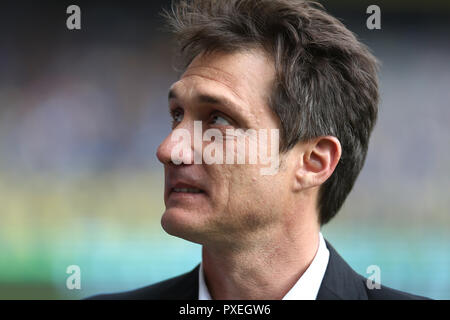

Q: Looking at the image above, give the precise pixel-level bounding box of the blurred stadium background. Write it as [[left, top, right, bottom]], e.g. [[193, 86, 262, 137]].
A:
[[0, 0, 449, 299]]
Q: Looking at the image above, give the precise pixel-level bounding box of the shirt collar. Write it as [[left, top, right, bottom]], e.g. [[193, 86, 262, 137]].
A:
[[198, 232, 329, 300]]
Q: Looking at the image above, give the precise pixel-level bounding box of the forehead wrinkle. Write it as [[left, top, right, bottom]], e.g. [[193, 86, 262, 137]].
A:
[[181, 66, 248, 103], [177, 73, 259, 126]]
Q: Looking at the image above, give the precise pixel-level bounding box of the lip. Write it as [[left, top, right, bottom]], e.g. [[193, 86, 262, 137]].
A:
[[166, 177, 208, 201], [168, 190, 206, 202]]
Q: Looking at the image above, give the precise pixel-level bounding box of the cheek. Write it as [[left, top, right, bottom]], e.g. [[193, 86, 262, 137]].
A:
[[223, 165, 263, 208], [225, 171, 286, 232], [230, 165, 289, 211], [204, 163, 252, 214], [204, 164, 232, 208], [205, 156, 289, 216]]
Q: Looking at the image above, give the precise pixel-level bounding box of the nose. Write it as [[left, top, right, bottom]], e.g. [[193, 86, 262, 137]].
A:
[[156, 124, 195, 165]]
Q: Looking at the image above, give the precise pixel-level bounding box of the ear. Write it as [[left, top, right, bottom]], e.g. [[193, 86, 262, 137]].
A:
[[294, 136, 342, 191]]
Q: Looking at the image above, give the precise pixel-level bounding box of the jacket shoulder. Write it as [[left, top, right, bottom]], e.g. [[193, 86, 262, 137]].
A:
[[360, 275, 430, 300], [85, 265, 199, 300], [319, 240, 430, 300]]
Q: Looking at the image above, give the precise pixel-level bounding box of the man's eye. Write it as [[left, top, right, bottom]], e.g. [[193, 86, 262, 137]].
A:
[[210, 114, 231, 126], [170, 109, 184, 125]]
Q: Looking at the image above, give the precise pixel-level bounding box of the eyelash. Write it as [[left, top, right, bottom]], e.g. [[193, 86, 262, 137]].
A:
[[170, 108, 183, 127], [209, 113, 232, 126]]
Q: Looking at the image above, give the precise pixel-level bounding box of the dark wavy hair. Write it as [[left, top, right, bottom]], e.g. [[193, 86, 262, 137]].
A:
[[163, 0, 379, 225]]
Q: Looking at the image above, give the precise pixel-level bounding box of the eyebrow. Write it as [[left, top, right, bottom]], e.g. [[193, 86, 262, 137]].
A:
[[169, 89, 228, 105], [168, 88, 249, 127], [168, 89, 177, 100]]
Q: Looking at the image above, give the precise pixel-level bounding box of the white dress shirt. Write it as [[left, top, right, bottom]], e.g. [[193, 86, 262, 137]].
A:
[[199, 232, 330, 300]]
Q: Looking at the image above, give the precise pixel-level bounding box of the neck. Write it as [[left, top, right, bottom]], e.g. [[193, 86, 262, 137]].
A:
[[201, 218, 320, 300]]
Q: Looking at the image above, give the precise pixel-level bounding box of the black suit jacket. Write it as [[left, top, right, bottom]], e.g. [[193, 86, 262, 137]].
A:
[[88, 240, 428, 300]]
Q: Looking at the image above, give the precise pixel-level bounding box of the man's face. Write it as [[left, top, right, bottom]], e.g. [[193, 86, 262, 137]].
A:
[[156, 49, 295, 247]]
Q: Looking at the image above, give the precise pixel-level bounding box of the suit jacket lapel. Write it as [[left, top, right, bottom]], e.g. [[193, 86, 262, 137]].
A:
[[316, 240, 368, 300]]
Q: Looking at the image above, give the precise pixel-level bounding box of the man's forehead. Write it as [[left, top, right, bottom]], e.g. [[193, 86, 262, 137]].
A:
[[181, 66, 237, 91], [175, 66, 244, 103], [176, 50, 275, 103]]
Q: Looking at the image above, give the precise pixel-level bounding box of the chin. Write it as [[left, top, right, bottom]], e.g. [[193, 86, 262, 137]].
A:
[[160, 207, 207, 244]]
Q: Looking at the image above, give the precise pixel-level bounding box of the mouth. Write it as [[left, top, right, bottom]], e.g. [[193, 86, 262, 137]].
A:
[[167, 181, 207, 200], [172, 187, 204, 194]]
